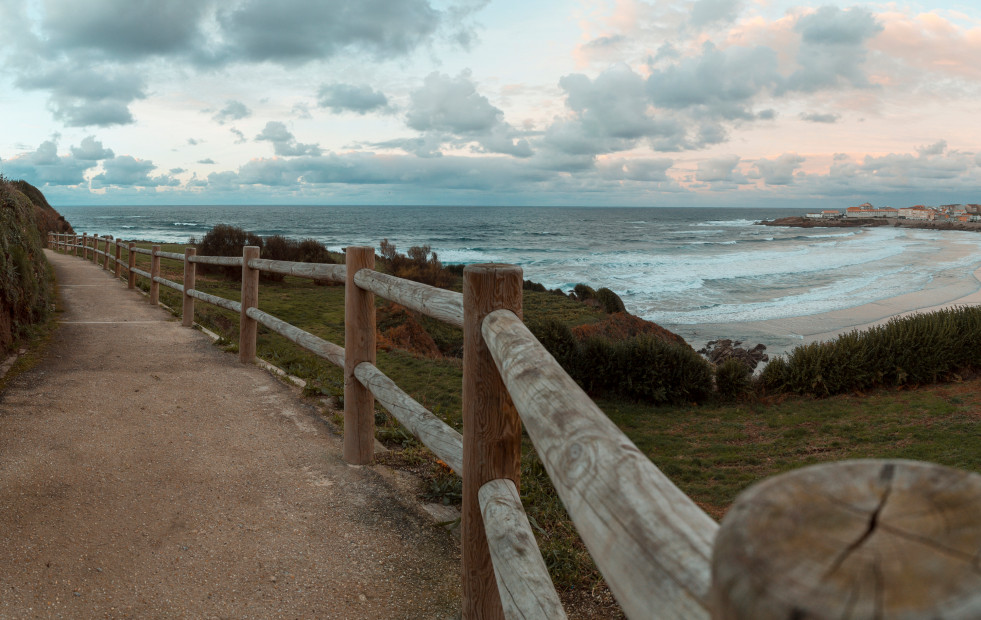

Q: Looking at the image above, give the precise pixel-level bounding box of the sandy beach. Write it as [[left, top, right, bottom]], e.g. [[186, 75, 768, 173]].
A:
[[669, 251, 981, 358]]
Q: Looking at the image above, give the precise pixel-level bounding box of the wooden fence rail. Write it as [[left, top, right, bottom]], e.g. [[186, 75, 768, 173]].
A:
[[46, 232, 981, 620]]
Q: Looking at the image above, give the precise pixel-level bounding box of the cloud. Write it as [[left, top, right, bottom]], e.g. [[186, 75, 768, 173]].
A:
[[318, 83, 391, 115], [255, 121, 322, 157], [170, 167, 185, 174], [696, 155, 743, 183], [70, 136, 115, 160], [212, 100, 252, 124], [41, 0, 211, 60], [917, 140, 947, 157], [800, 112, 840, 123], [15, 63, 147, 127], [597, 157, 674, 182], [197, 158, 216, 164], [690, 0, 742, 28], [785, 7, 884, 93], [91, 155, 178, 187], [230, 128, 247, 143], [213, 0, 440, 64], [0, 139, 96, 185], [753, 153, 805, 185], [407, 70, 501, 133]]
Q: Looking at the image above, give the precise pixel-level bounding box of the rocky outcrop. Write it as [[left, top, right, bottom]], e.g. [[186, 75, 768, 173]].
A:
[[699, 339, 768, 370]]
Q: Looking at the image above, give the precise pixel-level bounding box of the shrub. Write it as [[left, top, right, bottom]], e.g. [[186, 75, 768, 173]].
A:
[[378, 239, 452, 287], [716, 358, 752, 400], [756, 357, 788, 392], [196, 224, 263, 278], [527, 317, 579, 371], [595, 287, 626, 314], [571, 284, 596, 301]]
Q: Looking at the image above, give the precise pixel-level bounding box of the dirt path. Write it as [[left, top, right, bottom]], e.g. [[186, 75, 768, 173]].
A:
[[0, 250, 461, 619]]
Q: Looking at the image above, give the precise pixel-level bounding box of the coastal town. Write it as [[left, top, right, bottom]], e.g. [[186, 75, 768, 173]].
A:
[[805, 202, 981, 222], [762, 202, 981, 230]]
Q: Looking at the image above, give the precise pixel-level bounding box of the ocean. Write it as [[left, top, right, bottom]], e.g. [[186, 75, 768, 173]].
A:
[[58, 205, 981, 352]]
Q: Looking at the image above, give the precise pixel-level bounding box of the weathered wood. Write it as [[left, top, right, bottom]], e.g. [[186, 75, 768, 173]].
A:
[[103, 237, 112, 270], [149, 245, 161, 305], [153, 276, 183, 293], [182, 248, 196, 327], [127, 243, 136, 288], [154, 250, 185, 261], [130, 247, 153, 256], [344, 246, 376, 465], [130, 267, 151, 279], [711, 459, 981, 620], [354, 269, 464, 328], [479, 479, 568, 620], [247, 258, 346, 283], [187, 289, 242, 313], [114, 240, 122, 277], [245, 307, 345, 368], [481, 309, 717, 619], [82, 233, 88, 260], [73, 234, 78, 257], [462, 264, 523, 620], [239, 246, 260, 364], [187, 254, 242, 266], [354, 362, 463, 474]]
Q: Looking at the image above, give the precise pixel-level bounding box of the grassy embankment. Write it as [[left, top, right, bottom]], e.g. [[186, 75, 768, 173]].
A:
[[78, 240, 981, 614]]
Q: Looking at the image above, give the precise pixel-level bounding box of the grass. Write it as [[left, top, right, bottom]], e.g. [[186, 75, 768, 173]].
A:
[[50, 240, 981, 616]]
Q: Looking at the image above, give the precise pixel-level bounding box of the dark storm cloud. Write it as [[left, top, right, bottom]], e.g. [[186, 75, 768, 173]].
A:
[[212, 101, 252, 124], [317, 83, 391, 115], [92, 155, 179, 187], [255, 121, 323, 157]]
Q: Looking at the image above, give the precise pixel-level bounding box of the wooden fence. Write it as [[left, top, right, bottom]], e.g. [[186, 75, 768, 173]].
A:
[[47, 232, 981, 620]]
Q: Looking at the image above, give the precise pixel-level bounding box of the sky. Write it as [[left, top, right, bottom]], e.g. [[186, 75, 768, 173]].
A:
[[1, 0, 980, 208]]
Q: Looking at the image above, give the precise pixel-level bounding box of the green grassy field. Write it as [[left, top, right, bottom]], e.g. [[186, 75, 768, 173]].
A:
[[75, 241, 981, 615]]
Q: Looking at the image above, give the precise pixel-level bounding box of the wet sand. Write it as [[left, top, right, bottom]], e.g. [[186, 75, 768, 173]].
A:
[[669, 266, 981, 358]]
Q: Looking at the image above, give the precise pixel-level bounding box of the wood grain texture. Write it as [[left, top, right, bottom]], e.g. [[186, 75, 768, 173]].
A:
[[114, 240, 122, 277], [153, 276, 183, 293], [711, 459, 981, 620], [182, 248, 196, 327], [154, 250, 186, 261], [247, 258, 346, 283], [187, 289, 242, 314], [344, 247, 376, 465], [353, 269, 464, 328], [127, 243, 136, 288], [130, 268, 151, 279], [149, 246, 161, 306], [481, 309, 717, 620], [354, 361, 463, 474], [479, 479, 568, 620], [245, 307, 345, 368], [187, 255, 242, 266], [130, 247, 153, 256], [462, 264, 523, 620], [239, 246, 260, 364]]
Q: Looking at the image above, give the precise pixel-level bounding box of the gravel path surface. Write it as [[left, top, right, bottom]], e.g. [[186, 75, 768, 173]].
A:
[[0, 250, 461, 619]]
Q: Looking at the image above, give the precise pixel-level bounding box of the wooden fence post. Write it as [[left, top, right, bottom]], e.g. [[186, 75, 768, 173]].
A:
[[73, 234, 78, 257], [47, 232, 52, 249], [183, 247, 196, 328], [462, 263, 523, 620], [82, 233, 88, 260], [344, 246, 376, 465], [710, 459, 981, 619], [239, 246, 260, 363], [92, 235, 99, 265], [127, 243, 136, 289], [103, 236, 112, 270], [114, 240, 122, 278], [150, 245, 161, 305]]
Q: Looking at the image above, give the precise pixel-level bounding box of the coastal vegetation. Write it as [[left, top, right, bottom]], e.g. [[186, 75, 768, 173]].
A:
[[0, 177, 72, 356], [95, 223, 978, 616]]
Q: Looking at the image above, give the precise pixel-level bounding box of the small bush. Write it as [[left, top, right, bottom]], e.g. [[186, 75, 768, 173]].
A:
[[379, 239, 452, 287], [572, 284, 596, 301], [595, 287, 626, 314], [196, 224, 263, 278], [716, 358, 752, 400], [757, 357, 788, 392]]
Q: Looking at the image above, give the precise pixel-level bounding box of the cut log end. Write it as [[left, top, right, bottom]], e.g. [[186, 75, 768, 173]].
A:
[[711, 459, 981, 620]]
